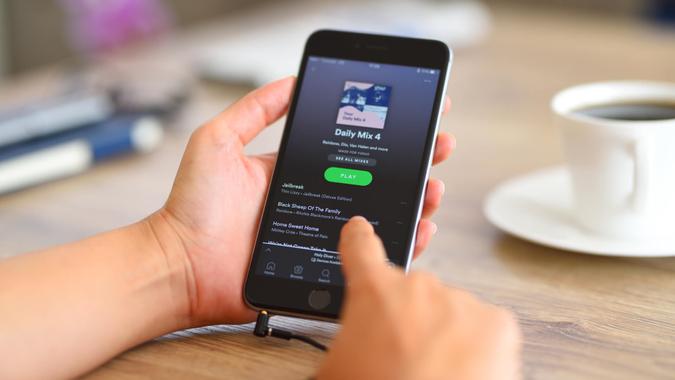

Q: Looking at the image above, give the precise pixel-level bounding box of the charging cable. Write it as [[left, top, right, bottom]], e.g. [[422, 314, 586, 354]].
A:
[[253, 310, 328, 351]]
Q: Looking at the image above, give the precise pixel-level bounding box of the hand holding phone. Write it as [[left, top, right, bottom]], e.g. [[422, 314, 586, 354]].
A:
[[152, 74, 453, 326], [317, 217, 521, 380]]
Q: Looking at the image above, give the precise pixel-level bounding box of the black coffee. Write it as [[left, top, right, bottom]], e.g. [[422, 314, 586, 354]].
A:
[[573, 102, 675, 121]]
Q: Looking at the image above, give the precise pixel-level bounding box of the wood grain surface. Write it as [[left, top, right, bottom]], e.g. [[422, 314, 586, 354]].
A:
[[1, 5, 675, 380]]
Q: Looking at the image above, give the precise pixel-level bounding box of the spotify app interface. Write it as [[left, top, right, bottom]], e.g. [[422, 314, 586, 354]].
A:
[[255, 56, 441, 285]]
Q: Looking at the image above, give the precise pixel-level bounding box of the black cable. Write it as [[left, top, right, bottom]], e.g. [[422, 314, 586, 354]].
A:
[[253, 310, 328, 352], [279, 332, 328, 351]]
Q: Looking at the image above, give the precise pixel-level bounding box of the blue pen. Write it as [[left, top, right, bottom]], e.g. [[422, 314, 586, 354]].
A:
[[0, 115, 163, 194]]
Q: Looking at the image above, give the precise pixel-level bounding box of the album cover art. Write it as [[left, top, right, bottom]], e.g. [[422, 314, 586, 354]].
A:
[[336, 81, 391, 129]]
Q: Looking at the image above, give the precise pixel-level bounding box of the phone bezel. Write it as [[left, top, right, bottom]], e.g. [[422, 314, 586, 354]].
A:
[[244, 30, 451, 320]]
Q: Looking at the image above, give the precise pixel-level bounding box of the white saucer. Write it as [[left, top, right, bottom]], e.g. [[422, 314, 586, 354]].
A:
[[484, 166, 675, 257]]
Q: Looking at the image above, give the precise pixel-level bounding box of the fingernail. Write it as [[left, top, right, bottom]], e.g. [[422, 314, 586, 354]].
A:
[[351, 216, 367, 223], [439, 180, 446, 195], [431, 223, 438, 235]]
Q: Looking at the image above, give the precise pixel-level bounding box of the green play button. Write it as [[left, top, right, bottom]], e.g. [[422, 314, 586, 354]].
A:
[[324, 166, 373, 186]]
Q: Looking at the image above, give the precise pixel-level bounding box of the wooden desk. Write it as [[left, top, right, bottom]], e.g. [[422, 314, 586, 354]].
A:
[[2, 6, 675, 380]]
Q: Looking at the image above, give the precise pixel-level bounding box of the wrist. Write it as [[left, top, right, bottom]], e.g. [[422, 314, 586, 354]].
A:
[[139, 209, 197, 330]]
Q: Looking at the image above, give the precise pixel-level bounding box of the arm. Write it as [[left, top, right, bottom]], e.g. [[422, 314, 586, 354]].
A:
[[0, 217, 188, 379]]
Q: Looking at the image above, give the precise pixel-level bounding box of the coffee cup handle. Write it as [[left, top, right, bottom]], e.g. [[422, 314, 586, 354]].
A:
[[631, 137, 652, 213]]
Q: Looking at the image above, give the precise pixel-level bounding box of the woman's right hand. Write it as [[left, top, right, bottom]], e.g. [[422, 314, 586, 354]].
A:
[[318, 217, 521, 380]]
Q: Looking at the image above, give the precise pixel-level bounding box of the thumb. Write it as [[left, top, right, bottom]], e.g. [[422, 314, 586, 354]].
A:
[[210, 76, 295, 145], [338, 216, 388, 281]]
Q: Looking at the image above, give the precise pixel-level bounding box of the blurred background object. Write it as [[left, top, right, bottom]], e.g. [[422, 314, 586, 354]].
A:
[[0, 1, 7, 78], [483, 0, 669, 16], [649, 0, 675, 24], [0, 0, 191, 194], [59, 0, 172, 58]]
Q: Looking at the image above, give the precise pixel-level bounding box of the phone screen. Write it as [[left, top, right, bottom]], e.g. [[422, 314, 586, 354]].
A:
[[252, 55, 442, 287]]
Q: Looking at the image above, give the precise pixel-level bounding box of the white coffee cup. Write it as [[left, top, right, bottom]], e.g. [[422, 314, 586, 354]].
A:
[[552, 81, 675, 240]]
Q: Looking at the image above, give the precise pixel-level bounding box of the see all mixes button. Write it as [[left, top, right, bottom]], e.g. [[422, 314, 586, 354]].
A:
[[324, 166, 372, 186]]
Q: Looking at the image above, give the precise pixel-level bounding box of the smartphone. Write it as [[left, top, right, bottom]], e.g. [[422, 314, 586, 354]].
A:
[[244, 30, 452, 320]]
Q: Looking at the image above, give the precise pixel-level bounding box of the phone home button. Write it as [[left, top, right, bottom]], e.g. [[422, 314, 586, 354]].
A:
[[308, 290, 331, 310]]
